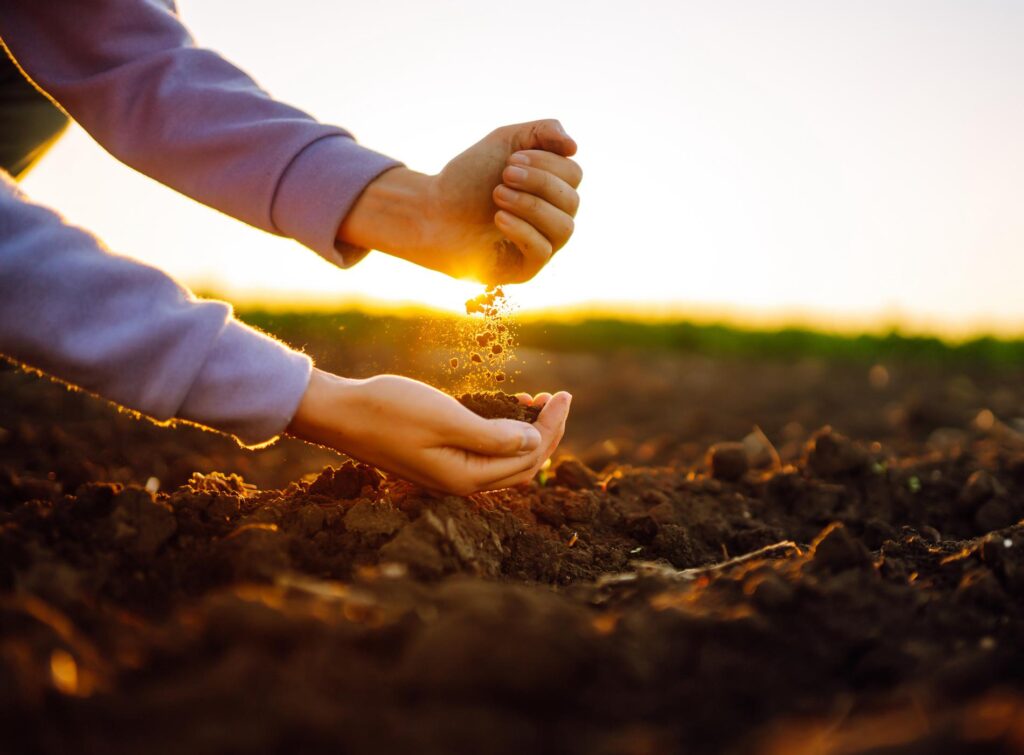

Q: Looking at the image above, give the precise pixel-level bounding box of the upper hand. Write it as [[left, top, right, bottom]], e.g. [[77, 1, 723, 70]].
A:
[[338, 119, 582, 285], [286, 369, 571, 496]]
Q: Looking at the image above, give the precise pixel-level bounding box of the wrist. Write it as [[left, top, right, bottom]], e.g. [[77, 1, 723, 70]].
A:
[[336, 167, 435, 261], [286, 368, 359, 446]]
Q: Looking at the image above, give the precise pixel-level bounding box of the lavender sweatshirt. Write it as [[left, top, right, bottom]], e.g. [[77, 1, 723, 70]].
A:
[[0, 0, 402, 446]]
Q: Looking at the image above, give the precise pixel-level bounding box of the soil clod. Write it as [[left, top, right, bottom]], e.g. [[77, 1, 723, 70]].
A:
[[805, 426, 870, 477], [707, 442, 749, 481], [551, 458, 600, 490]]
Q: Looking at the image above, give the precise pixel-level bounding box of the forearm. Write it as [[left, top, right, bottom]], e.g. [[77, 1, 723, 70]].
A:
[[0, 176, 311, 446], [0, 0, 400, 265]]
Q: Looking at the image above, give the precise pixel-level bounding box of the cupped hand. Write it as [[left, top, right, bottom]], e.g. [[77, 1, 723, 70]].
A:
[[286, 369, 572, 496], [338, 119, 582, 285]]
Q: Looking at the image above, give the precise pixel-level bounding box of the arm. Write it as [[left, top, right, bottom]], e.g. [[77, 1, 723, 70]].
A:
[[0, 1, 583, 284], [0, 176, 572, 489], [0, 0, 400, 267], [0, 174, 311, 446]]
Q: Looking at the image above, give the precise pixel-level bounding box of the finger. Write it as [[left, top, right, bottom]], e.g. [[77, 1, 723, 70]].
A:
[[507, 119, 577, 157], [445, 415, 542, 457], [430, 443, 541, 494], [493, 187, 574, 252], [485, 468, 540, 491], [515, 392, 533, 405], [533, 391, 571, 448], [535, 391, 571, 459], [542, 409, 568, 460], [508, 150, 583, 189], [486, 396, 570, 490], [531, 392, 554, 408], [494, 210, 552, 281], [502, 163, 580, 217]]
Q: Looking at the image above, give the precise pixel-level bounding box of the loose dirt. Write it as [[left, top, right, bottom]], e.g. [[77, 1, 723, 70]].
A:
[[459, 286, 517, 386], [458, 391, 540, 423]]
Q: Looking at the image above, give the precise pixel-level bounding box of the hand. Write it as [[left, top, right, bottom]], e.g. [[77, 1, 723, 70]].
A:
[[286, 369, 572, 495], [338, 119, 582, 285]]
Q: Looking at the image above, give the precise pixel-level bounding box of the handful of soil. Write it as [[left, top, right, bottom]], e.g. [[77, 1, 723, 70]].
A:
[[458, 391, 540, 423]]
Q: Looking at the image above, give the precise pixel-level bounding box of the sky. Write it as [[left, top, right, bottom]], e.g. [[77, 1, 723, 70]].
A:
[[21, 0, 1024, 335]]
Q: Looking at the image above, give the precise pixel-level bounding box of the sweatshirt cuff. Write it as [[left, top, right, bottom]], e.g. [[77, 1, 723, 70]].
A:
[[271, 134, 403, 268], [176, 318, 313, 447]]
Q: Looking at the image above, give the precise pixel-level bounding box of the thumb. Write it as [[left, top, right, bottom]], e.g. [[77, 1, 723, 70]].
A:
[[533, 391, 572, 449], [509, 119, 577, 157], [453, 417, 543, 457]]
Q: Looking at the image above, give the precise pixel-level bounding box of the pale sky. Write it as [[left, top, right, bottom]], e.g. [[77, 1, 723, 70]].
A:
[[21, 0, 1024, 334]]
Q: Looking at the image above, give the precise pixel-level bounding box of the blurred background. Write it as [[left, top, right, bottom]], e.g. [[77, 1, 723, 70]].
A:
[[19, 0, 1024, 335]]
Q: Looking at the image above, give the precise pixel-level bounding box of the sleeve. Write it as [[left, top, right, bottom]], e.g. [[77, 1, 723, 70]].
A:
[[0, 174, 313, 447], [0, 0, 402, 268]]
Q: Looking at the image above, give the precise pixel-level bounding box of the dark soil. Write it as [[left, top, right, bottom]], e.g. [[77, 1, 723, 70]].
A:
[[4, 340, 1024, 754], [458, 391, 541, 423]]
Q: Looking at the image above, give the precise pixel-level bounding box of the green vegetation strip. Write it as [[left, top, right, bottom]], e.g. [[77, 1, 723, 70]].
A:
[[238, 309, 1024, 368]]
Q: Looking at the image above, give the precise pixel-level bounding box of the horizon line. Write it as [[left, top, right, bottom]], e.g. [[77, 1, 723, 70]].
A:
[[204, 289, 1024, 343]]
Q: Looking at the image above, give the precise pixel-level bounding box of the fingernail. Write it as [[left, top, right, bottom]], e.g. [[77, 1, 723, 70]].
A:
[[509, 152, 530, 166], [505, 165, 528, 184], [521, 427, 541, 453], [495, 185, 516, 202]]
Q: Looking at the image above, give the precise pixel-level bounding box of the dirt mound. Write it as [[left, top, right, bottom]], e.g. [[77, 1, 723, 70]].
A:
[[4, 426, 1024, 753]]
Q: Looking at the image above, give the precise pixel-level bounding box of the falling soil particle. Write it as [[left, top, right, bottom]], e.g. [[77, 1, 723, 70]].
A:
[[464, 287, 504, 316], [457, 392, 540, 423], [460, 286, 517, 385], [449, 358, 459, 369]]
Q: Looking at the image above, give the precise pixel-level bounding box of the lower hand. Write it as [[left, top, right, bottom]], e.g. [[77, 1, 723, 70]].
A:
[[286, 369, 571, 495], [338, 119, 583, 285]]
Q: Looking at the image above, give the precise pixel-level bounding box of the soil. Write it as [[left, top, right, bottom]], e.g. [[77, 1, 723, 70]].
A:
[[3, 343, 1024, 754], [488, 240, 524, 285], [458, 391, 541, 423], [460, 286, 516, 384]]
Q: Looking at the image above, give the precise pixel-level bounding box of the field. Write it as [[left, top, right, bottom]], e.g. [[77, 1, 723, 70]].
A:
[[4, 309, 1024, 754]]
